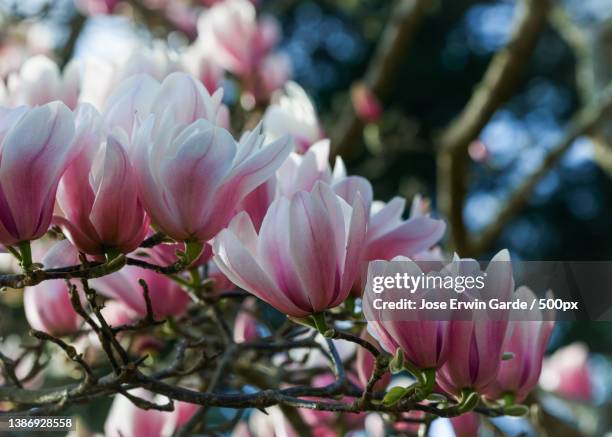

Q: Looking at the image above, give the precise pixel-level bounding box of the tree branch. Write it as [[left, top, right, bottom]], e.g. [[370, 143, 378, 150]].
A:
[[471, 84, 612, 254], [437, 0, 550, 255], [331, 0, 433, 159]]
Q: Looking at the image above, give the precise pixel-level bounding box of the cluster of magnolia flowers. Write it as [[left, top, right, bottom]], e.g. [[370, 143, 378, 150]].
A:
[[0, 1, 562, 433], [0, 66, 556, 430], [0, 0, 290, 110]]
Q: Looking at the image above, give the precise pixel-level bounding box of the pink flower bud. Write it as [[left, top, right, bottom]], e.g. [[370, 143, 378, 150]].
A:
[[263, 82, 323, 153], [213, 182, 367, 317], [233, 298, 260, 343], [104, 389, 197, 437], [24, 280, 81, 336], [351, 83, 382, 123], [540, 342, 592, 402], [56, 105, 150, 256], [468, 139, 489, 163], [5, 56, 81, 108], [365, 258, 451, 370], [0, 102, 78, 246], [256, 53, 292, 100], [437, 250, 514, 396], [356, 330, 391, 391], [92, 266, 190, 318], [198, 0, 278, 77], [75, 0, 120, 15], [484, 287, 555, 402]]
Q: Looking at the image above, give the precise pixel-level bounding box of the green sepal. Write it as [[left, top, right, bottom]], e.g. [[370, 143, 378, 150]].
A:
[[458, 389, 480, 413], [180, 241, 204, 266], [504, 404, 529, 417], [389, 349, 405, 374], [287, 316, 318, 330], [382, 386, 410, 407], [310, 312, 329, 334]]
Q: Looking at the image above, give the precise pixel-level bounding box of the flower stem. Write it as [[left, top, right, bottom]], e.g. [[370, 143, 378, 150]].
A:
[[18, 241, 32, 272], [311, 312, 329, 334]]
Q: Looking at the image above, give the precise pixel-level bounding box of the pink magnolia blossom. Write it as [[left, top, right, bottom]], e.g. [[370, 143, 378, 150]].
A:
[[213, 182, 367, 317], [364, 197, 446, 265], [255, 52, 292, 101], [3, 56, 81, 109], [197, 0, 280, 77], [23, 240, 82, 336], [104, 389, 197, 437], [55, 105, 150, 255], [238, 139, 445, 299], [181, 48, 225, 94], [365, 257, 451, 370], [356, 330, 391, 391], [450, 412, 480, 437], [24, 280, 81, 336], [239, 139, 344, 230], [351, 83, 382, 123], [437, 250, 514, 396], [79, 46, 181, 111], [92, 266, 190, 318], [130, 73, 291, 242], [233, 298, 260, 343], [300, 374, 365, 435], [484, 287, 555, 402], [75, 0, 121, 15], [0, 102, 78, 246], [539, 342, 592, 402], [263, 82, 323, 153]]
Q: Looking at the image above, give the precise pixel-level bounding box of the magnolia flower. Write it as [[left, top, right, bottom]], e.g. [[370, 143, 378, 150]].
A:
[[351, 83, 382, 123], [365, 257, 451, 370], [0, 102, 78, 246], [181, 47, 224, 94], [3, 55, 81, 108], [239, 139, 345, 230], [56, 105, 150, 255], [104, 389, 197, 437], [239, 139, 445, 297], [263, 82, 323, 153], [23, 241, 82, 336], [79, 45, 181, 111], [484, 287, 555, 402], [92, 266, 190, 318], [233, 298, 260, 343], [24, 280, 81, 336], [132, 92, 292, 241], [356, 330, 391, 391], [539, 342, 593, 402], [437, 250, 514, 396], [213, 182, 367, 317], [197, 0, 280, 77], [0, 336, 44, 389], [75, 0, 120, 15], [257, 52, 292, 99], [365, 197, 446, 265], [300, 374, 365, 435]]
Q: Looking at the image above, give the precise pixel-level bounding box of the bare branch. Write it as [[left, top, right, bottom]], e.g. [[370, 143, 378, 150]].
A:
[[437, 0, 550, 254], [471, 85, 612, 254], [331, 0, 433, 159]]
